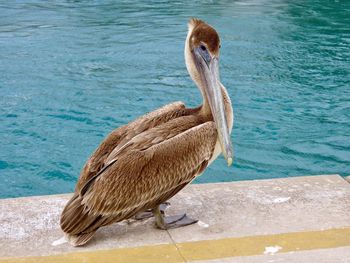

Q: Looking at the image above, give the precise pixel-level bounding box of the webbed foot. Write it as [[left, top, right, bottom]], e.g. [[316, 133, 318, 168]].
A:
[[154, 205, 197, 230]]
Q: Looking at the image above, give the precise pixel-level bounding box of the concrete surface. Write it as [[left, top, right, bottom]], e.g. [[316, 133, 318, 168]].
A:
[[1, 174, 350, 262], [345, 175, 350, 183]]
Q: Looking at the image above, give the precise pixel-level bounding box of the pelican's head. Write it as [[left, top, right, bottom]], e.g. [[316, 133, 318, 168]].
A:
[[185, 18, 233, 166]]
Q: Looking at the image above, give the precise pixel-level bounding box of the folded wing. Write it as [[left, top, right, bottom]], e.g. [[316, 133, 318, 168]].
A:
[[61, 116, 217, 242]]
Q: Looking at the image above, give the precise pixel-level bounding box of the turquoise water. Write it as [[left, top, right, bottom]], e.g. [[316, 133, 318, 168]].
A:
[[1, 1, 349, 198]]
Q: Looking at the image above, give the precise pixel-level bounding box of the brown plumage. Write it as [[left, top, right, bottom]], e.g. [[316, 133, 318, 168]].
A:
[[60, 18, 233, 246], [189, 19, 221, 56]]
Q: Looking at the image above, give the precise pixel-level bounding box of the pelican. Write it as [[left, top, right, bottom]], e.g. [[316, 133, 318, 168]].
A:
[[60, 18, 233, 246]]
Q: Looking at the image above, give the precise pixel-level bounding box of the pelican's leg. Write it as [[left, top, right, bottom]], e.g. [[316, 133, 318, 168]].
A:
[[154, 205, 198, 230], [134, 202, 170, 220]]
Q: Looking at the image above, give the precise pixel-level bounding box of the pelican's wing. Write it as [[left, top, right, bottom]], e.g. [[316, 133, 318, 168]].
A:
[[61, 117, 217, 236], [76, 101, 186, 191], [82, 118, 217, 215]]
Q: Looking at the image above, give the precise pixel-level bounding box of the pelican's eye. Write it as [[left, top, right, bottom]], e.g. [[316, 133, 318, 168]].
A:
[[195, 43, 211, 65]]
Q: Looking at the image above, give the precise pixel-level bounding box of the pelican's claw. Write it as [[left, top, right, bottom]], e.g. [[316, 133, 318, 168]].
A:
[[157, 213, 198, 230]]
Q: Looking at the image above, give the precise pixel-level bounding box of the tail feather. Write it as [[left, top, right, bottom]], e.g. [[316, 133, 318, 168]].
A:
[[65, 232, 97, 247], [60, 193, 134, 246], [60, 193, 105, 246]]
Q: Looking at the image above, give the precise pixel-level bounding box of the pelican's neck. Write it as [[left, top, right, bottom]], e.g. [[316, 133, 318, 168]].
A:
[[220, 83, 234, 133], [185, 25, 211, 116]]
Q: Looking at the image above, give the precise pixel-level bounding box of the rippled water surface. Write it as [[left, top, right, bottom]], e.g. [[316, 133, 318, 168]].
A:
[[1, 1, 349, 198]]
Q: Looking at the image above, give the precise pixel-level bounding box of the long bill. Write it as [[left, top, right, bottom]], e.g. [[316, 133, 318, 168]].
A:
[[193, 48, 233, 166]]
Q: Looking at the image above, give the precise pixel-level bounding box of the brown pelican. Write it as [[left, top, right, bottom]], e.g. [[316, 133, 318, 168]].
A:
[[60, 18, 233, 246]]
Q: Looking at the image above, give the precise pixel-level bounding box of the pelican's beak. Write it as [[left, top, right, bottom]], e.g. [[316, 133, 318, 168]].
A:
[[193, 46, 233, 166]]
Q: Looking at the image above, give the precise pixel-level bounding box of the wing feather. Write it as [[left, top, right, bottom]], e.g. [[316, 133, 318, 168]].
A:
[[61, 116, 217, 237], [76, 101, 186, 191], [82, 119, 217, 216]]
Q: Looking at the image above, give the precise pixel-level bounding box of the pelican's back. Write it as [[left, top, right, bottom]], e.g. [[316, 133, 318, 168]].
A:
[[76, 101, 188, 191]]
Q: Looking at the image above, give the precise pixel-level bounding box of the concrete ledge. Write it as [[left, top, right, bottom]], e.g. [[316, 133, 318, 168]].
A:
[[345, 175, 350, 183], [1, 174, 350, 262]]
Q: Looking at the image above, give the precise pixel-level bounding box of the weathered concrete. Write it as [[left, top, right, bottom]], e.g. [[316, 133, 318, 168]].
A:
[[168, 174, 350, 243], [1, 174, 350, 262], [0, 194, 172, 257]]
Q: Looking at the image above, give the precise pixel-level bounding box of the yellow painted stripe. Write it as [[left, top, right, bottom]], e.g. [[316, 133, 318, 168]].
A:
[[0, 244, 183, 263], [1, 227, 350, 263], [179, 226, 350, 261]]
